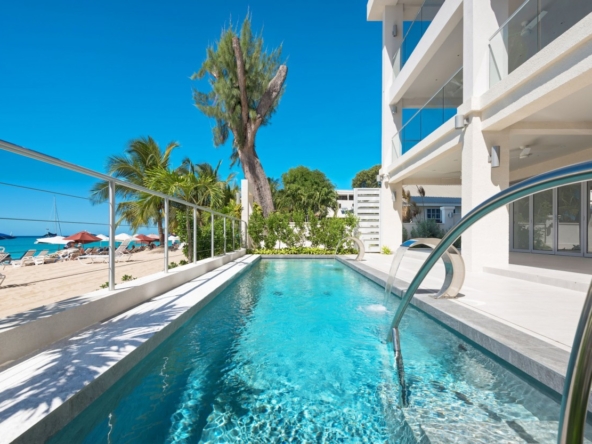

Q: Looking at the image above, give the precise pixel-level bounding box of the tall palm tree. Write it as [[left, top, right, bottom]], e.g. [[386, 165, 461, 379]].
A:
[[90, 136, 178, 244]]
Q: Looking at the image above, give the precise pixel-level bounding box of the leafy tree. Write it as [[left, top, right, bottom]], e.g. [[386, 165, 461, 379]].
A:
[[90, 136, 178, 244], [192, 16, 288, 217], [352, 164, 381, 188], [278, 166, 337, 215]]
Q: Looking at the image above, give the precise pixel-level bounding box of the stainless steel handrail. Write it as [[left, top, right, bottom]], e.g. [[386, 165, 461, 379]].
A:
[[0, 139, 242, 222], [558, 279, 592, 444], [386, 160, 592, 412]]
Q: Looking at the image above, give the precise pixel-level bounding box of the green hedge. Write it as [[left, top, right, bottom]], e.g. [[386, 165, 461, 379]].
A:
[[249, 247, 358, 255], [248, 210, 359, 250]]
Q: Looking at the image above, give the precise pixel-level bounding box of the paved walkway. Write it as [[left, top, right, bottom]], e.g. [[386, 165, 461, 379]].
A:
[[359, 252, 590, 351]]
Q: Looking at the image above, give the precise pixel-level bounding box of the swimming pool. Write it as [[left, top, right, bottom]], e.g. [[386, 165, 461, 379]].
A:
[[49, 259, 580, 443]]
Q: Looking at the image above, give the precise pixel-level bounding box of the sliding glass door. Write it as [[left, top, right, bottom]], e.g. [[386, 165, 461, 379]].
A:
[[556, 184, 581, 254], [533, 190, 554, 252], [510, 183, 588, 256]]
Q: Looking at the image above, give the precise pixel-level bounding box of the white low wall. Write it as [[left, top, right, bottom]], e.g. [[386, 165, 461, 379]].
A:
[[0, 250, 246, 366]]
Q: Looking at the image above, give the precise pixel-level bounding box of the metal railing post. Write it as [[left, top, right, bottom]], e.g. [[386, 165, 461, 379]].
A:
[[223, 217, 226, 254], [164, 198, 169, 273], [108, 180, 116, 291], [232, 219, 235, 251], [193, 207, 197, 264], [211, 212, 214, 257]]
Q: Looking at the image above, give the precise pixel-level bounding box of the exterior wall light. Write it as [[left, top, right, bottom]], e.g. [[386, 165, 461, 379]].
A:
[[392, 24, 398, 37], [389, 104, 397, 115], [489, 145, 500, 168], [454, 114, 469, 129], [391, 190, 397, 201]]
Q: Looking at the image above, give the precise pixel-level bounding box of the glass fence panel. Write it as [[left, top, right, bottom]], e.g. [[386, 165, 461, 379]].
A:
[[392, 0, 445, 78], [393, 68, 462, 157], [490, 0, 592, 86]]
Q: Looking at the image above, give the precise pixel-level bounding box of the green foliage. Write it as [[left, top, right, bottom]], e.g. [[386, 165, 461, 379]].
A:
[[179, 260, 188, 266], [249, 247, 357, 255], [169, 262, 178, 269], [352, 164, 381, 188], [274, 167, 337, 215], [121, 274, 135, 282], [99, 282, 109, 289], [248, 211, 357, 251], [410, 219, 446, 239], [381, 246, 392, 255], [403, 227, 409, 242], [192, 15, 285, 161]]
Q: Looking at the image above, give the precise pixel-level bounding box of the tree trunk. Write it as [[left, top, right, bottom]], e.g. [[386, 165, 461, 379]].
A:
[[157, 217, 164, 246], [239, 144, 275, 217]]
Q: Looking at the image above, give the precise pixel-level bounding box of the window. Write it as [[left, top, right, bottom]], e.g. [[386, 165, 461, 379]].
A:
[[426, 208, 442, 223], [348, 195, 354, 201], [338, 195, 348, 201]]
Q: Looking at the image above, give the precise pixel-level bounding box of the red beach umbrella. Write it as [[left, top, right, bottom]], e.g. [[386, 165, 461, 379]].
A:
[[134, 234, 157, 245], [63, 231, 102, 245]]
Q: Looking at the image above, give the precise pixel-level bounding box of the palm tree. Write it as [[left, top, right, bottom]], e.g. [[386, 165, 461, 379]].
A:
[[145, 160, 230, 261], [90, 136, 178, 244]]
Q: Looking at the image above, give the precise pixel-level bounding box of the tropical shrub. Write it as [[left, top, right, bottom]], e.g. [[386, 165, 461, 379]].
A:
[[410, 219, 446, 239]]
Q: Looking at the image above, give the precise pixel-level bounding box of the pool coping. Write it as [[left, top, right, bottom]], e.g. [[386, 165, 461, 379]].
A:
[[0, 255, 261, 444], [336, 257, 577, 405]]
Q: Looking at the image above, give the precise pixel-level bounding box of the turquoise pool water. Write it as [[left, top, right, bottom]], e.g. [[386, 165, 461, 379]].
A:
[[49, 260, 575, 443]]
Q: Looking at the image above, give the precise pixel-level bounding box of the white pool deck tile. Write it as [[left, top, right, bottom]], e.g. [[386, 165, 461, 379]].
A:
[[0, 255, 258, 444], [359, 252, 589, 351]]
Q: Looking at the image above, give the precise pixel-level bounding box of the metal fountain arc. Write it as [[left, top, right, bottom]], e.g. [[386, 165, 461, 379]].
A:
[[384, 160, 592, 443]]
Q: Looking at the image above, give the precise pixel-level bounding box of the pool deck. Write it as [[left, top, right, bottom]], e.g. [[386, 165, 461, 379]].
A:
[[339, 251, 591, 404]]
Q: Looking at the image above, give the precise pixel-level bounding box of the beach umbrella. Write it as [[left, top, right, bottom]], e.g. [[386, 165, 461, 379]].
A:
[[64, 231, 101, 245], [35, 235, 70, 245], [115, 233, 132, 241], [168, 235, 180, 242], [134, 234, 157, 244], [96, 234, 109, 241], [147, 234, 160, 240]]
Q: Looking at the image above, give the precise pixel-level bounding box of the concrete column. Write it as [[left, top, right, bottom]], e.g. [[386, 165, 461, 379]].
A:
[[461, 117, 510, 272], [463, 0, 508, 98], [380, 181, 403, 250]]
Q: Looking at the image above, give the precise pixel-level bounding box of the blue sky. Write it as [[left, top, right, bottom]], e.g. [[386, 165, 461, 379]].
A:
[[0, 0, 381, 235]]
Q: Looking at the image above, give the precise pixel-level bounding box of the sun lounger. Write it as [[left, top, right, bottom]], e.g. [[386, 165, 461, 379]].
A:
[[11, 249, 36, 268], [0, 253, 9, 286], [33, 250, 50, 266]]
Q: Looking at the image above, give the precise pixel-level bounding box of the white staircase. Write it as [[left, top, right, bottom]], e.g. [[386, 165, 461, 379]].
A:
[[354, 188, 381, 253]]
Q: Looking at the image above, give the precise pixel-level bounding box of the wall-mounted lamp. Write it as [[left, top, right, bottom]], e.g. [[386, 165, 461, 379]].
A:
[[392, 24, 398, 37], [454, 114, 469, 129], [389, 104, 397, 115], [376, 174, 382, 184], [391, 190, 397, 202], [489, 145, 500, 168], [519, 146, 532, 159]]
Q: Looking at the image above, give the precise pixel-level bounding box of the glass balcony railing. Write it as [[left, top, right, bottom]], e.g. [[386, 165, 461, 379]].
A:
[[489, 0, 592, 86], [391, 68, 462, 160], [392, 0, 445, 78]]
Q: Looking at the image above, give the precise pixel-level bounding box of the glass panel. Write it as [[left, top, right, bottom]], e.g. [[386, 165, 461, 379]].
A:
[[490, 0, 592, 86], [397, 68, 462, 156], [392, 0, 445, 78], [557, 184, 581, 253], [533, 190, 554, 251], [513, 197, 530, 250]]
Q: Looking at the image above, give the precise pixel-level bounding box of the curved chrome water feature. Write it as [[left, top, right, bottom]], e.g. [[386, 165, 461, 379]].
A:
[[334, 236, 365, 261], [384, 160, 592, 414], [385, 238, 465, 299], [558, 279, 592, 444]]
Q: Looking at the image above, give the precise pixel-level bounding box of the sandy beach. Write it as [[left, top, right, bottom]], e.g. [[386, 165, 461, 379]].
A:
[[0, 248, 187, 319]]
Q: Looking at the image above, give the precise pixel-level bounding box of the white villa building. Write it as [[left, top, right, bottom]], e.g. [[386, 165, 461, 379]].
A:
[[368, 0, 592, 272]]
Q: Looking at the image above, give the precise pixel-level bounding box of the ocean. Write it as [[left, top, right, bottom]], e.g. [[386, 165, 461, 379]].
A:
[[0, 236, 163, 258]]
